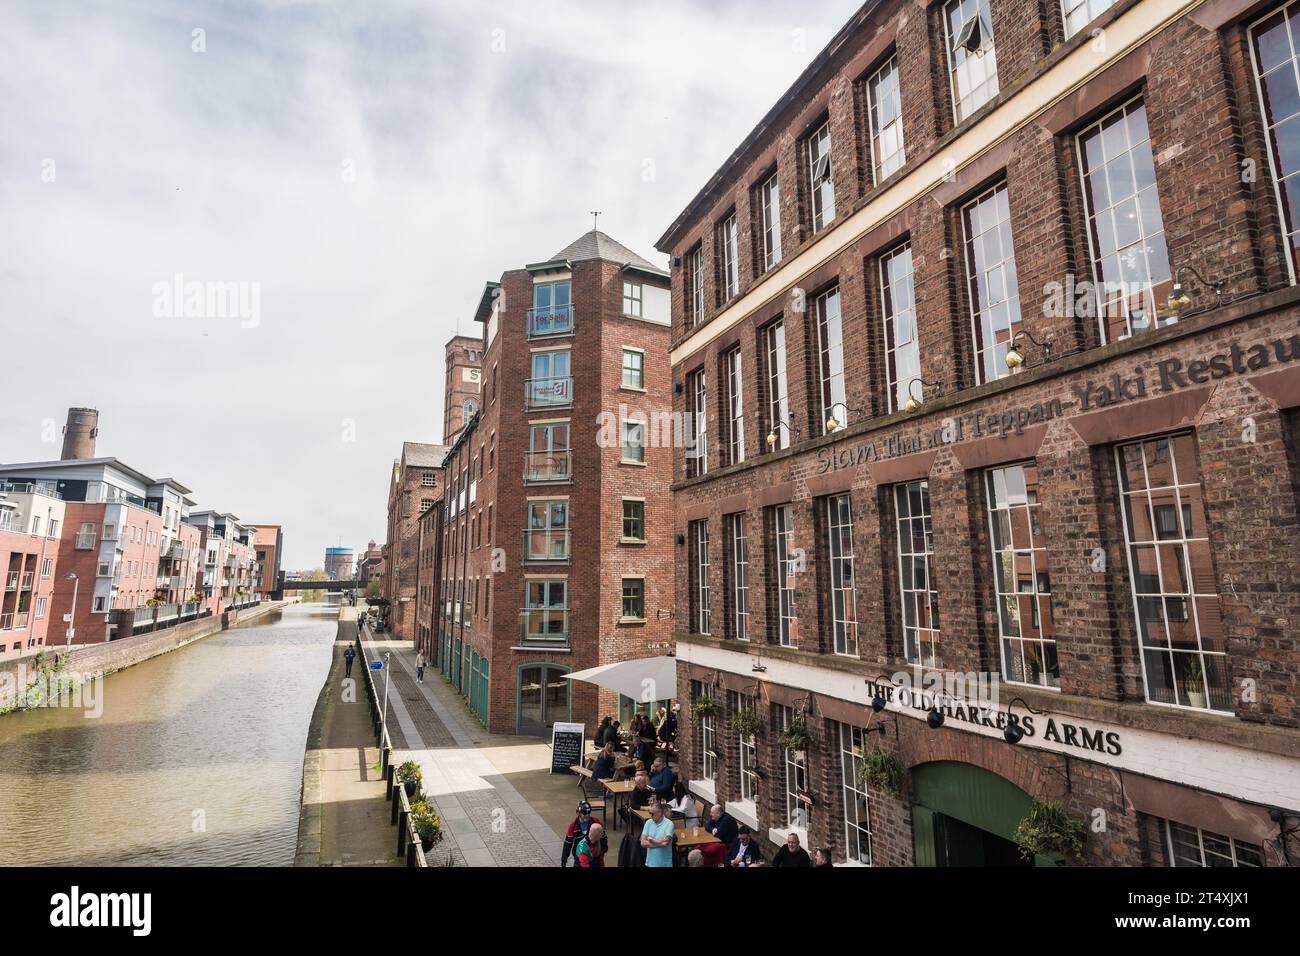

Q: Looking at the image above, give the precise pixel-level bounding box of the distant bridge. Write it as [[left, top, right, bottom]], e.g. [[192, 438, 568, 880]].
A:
[[279, 579, 358, 592]]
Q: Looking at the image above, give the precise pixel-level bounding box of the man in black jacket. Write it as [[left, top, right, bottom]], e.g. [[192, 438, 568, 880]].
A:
[[770, 831, 811, 867], [705, 802, 740, 856]]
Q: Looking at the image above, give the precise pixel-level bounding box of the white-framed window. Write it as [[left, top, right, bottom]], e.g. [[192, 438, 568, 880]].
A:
[[622, 280, 643, 317], [763, 321, 790, 450], [688, 245, 705, 326], [40, 558, 52, 578], [621, 420, 645, 463], [807, 120, 835, 232], [778, 705, 810, 830], [522, 578, 568, 642], [1116, 433, 1228, 711], [700, 687, 718, 781], [827, 494, 858, 656], [47, 519, 58, 539], [526, 422, 570, 483], [962, 182, 1021, 384], [719, 213, 739, 300], [724, 346, 746, 465], [731, 690, 759, 802], [75, 523, 96, 549], [1250, 2, 1300, 284], [687, 368, 709, 477], [1164, 820, 1263, 867], [103, 524, 115, 540], [896, 479, 940, 667], [1062, 0, 1115, 39], [30, 515, 41, 535], [838, 722, 873, 865], [880, 243, 920, 414], [528, 350, 572, 407], [524, 500, 569, 562], [986, 463, 1058, 688], [464, 399, 478, 419], [866, 54, 905, 183], [93, 596, 107, 613], [690, 519, 711, 635], [943, 0, 999, 123], [728, 513, 749, 641], [814, 286, 846, 433], [36, 597, 46, 618], [759, 172, 782, 270], [1078, 97, 1171, 343], [772, 504, 798, 647], [621, 348, 644, 389]]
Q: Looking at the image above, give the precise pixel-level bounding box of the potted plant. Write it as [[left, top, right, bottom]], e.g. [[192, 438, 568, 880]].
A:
[[397, 760, 423, 799], [410, 800, 443, 852], [777, 715, 813, 762], [1183, 657, 1207, 709], [695, 692, 720, 717], [856, 749, 904, 797], [731, 706, 762, 738], [1013, 799, 1085, 863]]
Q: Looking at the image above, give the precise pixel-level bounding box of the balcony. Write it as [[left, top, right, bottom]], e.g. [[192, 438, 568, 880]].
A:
[[20, 572, 33, 591], [523, 448, 571, 483], [0, 611, 29, 631], [0, 481, 61, 499], [522, 528, 570, 564], [525, 376, 573, 409], [519, 607, 569, 644], [75, 533, 96, 550], [527, 304, 575, 339]]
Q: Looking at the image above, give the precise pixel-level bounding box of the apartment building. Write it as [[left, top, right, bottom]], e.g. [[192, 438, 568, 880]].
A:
[[443, 335, 484, 443], [659, 0, 1300, 866], [383, 442, 449, 641], [431, 229, 676, 736], [0, 481, 66, 654], [187, 511, 260, 615], [251, 524, 284, 597]]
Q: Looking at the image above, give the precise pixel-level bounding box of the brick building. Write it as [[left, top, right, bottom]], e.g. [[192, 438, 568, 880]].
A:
[[443, 335, 484, 443], [382, 442, 448, 641], [0, 481, 66, 655], [430, 229, 676, 737], [660, 0, 1300, 866], [356, 538, 383, 589], [251, 524, 284, 597]]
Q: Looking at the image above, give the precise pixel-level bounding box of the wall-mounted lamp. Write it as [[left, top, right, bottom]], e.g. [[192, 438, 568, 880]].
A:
[[824, 402, 863, 434], [1167, 265, 1225, 317], [675, 532, 686, 546], [765, 420, 802, 448], [673, 381, 684, 395], [903, 377, 943, 414], [672, 255, 682, 269], [926, 705, 945, 729], [1002, 696, 1044, 745], [1005, 327, 1055, 371]]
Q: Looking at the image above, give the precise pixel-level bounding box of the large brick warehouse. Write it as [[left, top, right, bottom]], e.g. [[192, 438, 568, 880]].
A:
[[659, 0, 1300, 866]]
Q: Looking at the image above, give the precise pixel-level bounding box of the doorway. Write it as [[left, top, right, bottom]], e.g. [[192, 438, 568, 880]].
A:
[[517, 663, 570, 736], [911, 761, 1056, 867]]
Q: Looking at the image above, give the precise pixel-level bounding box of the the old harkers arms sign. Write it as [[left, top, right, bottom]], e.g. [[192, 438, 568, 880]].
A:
[[817, 333, 1300, 473]]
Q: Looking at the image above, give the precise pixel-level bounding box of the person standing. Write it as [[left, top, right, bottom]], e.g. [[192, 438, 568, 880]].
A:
[[640, 799, 675, 868], [416, 649, 426, 684], [561, 801, 605, 866], [575, 823, 606, 868], [343, 644, 355, 678]]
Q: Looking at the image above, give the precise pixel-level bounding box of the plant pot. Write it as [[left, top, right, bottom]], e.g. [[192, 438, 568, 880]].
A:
[[791, 750, 806, 763], [1187, 690, 1206, 709], [419, 830, 441, 852], [403, 778, 420, 799]]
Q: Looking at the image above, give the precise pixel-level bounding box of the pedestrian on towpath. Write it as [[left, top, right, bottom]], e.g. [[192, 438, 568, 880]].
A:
[[343, 644, 355, 678], [416, 649, 426, 683]]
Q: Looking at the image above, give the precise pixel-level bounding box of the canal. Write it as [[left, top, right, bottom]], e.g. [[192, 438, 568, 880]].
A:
[[0, 603, 337, 866]]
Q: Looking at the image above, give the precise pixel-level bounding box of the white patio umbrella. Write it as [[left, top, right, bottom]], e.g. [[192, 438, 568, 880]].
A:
[[563, 656, 677, 703]]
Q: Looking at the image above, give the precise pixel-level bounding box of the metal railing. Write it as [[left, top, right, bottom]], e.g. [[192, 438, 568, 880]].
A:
[[0, 481, 61, 498], [75, 533, 96, 550], [519, 607, 569, 644], [525, 376, 573, 408], [523, 448, 571, 483], [527, 304, 575, 338], [4, 572, 16, 591], [522, 528, 571, 563]]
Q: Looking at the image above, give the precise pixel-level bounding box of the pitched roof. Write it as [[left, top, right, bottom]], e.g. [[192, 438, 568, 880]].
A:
[[401, 441, 449, 469], [547, 230, 667, 276]]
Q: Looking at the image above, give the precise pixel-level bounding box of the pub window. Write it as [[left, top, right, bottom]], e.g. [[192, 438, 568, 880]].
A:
[[1116, 433, 1229, 711], [686, 368, 709, 477], [771, 504, 798, 646], [778, 705, 810, 832], [699, 685, 718, 781], [690, 519, 711, 635], [814, 286, 847, 434], [838, 722, 874, 865], [879, 242, 920, 414], [1164, 820, 1264, 867], [962, 183, 1022, 385], [985, 462, 1058, 688], [724, 346, 746, 465], [763, 320, 790, 450], [896, 479, 940, 667], [826, 494, 858, 656], [730, 690, 759, 802], [1251, 2, 1300, 283], [728, 513, 749, 641]]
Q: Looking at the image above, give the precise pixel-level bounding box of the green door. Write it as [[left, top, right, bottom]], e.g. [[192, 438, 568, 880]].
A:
[[477, 658, 489, 724], [469, 652, 479, 711], [910, 761, 1055, 867], [453, 639, 461, 688]]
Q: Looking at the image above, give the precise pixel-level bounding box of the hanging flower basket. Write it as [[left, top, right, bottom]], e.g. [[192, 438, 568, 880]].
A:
[[1013, 799, 1085, 862], [856, 749, 904, 797], [731, 706, 762, 738], [695, 693, 720, 717], [777, 715, 813, 757]]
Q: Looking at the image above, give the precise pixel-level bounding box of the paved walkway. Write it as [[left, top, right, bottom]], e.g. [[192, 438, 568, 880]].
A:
[[296, 608, 398, 866], [359, 625, 566, 867]]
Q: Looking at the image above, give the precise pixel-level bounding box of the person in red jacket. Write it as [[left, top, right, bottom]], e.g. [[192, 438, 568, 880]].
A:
[[561, 801, 606, 866], [575, 822, 606, 867]]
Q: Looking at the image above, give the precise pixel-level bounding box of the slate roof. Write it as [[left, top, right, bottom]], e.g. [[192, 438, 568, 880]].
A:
[[547, 230, 667, 276]]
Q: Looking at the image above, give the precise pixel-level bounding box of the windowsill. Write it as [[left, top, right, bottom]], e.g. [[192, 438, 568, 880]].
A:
[[620, 384, 647, 393], [728, 799, 759, 830], [768, 824, 808, 847], [689, 778, 716, 804], [510, 644, 571, 653], [619, 537, 647, 546], [620, 459, 647, 467], [618, 616, 647, 626]]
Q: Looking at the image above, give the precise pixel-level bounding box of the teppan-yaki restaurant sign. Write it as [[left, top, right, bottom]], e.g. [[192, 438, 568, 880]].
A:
[[816, 332, 1300, 474]]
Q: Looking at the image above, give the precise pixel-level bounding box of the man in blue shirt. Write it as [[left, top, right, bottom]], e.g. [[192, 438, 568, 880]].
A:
[[640, 798, 675, 867], [648, 757, 675, 798]]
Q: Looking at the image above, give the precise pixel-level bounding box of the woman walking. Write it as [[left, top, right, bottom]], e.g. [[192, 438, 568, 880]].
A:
[[416, 649, 426, 684]]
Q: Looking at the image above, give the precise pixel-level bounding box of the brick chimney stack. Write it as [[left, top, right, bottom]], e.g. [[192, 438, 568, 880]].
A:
[[60, 407, 99, 461]]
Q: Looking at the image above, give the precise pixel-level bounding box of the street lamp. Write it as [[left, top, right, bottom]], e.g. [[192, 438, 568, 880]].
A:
[[63, 572, 79, 647]]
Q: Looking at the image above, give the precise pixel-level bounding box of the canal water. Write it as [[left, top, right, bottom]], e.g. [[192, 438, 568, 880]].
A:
[[0, 603, 337, 866]]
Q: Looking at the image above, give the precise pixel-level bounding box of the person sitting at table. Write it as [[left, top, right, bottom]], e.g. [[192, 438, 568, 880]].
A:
[[629, 733, 656, 769], [813, 846, 834, 868], [658, 707, 677, 746], [705, 802, 740, 857], [629, 772, 654, 814], [648, 757, 675, 799], [698, 839, 728, 867], [593, 716, 612, 751], [730, 825, 763, 867], [631, 713, 649, 741], [667, 781, 699, 827], [654, 705, 668, 730], [604, 719, 625, 752], [685, 848, 704, 867], [614, 757, 645, 782], [591, 742, 616, 781], [770, 831, 811, 867]]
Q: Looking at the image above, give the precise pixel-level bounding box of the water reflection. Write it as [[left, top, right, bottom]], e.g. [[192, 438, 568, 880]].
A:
[[0, 603, 337, 866]]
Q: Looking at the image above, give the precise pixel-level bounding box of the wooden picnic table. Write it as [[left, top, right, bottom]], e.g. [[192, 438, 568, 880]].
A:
[[675, 827, 722, 849], [600, 778, 636, 829]]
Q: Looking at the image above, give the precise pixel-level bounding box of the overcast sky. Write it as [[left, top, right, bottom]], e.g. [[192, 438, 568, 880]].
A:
[[0, 0, 862, 570]]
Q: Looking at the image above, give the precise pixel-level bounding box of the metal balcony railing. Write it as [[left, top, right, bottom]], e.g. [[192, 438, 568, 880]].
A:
[[519, 607, 569, 644], [5, 572, 16, 591], [20, 572, 33, 590], [525, 376, 573, 409], [527, 304, 575, 338], [0, 481, 61, 499], [523, 448, 571, 483], [522, 528, 570, 563], [75, 533, 96, 550]]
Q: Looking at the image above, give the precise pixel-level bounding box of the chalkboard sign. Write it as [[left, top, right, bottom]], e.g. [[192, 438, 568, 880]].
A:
[[550, 721, 586, 775]]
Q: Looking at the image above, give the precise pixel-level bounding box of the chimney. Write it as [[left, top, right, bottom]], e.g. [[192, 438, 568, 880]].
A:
[[60, 407, 99, 461]]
